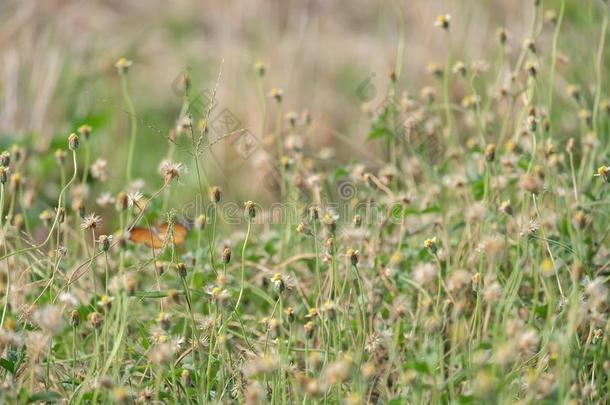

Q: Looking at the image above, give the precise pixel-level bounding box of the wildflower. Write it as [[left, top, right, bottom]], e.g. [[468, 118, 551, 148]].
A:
[[0, 151, 10, 167], [116, 191, 128, 211], [304, 321, 316, 339], [309, 206, 320, 221], [0, 166, 8, 185], [115, 57, 132, 75], [69, 310, 80, 327], [222, 246, 231, 264], [81, 213, 102, 230], [285, 307, 295, 322], [423, 237, 438, 254], [347, 248, 359, 266], [244, 200, 256, 219], [208, 286, 230, 302], [88, 312, 104, 328], [181, 369, 191, 386], [159, 160, 184, 182], [127, 189, 143, 209], [579, 109, 592, 127], [98, 235, 113, 252], [39, 209, 54, 227], [305, 307, 319, 318], [209, 186, 222, 203], [434, 14, 451, 30], [426, 62, 444, 78], [271, 273, 285, 293], [485, 144, 496, 162], [195, 214, 206, 230], [98, 295, 115, 310], [254, 60, 266, 77], [461, 94, 480, 108], [269, 88, 283, 103], [177, 262, 188, 278], [322, 211, 338, 233], [525, 61, 537, 77], [68, 133, 80, 150], [296, 221, 309, 235], [499, 200, 513, 215], [452, 61, 467, 77], [497, 27, 507, 44], [595, 165, 610, 183], [55, 148, 67, 165], [90, 158, 109, 181]]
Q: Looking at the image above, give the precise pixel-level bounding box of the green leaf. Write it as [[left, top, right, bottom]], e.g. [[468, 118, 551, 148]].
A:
[[0, 357, 14, 374], [27, 391, 62, 403]]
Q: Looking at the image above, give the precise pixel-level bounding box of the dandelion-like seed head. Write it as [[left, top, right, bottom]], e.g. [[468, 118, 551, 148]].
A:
[[81, 213, 102, 230]]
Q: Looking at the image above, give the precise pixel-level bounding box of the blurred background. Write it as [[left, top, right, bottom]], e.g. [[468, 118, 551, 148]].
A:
[[0, 0, 601, 208]]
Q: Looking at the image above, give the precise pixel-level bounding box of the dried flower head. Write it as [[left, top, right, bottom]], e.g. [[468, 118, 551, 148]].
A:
[[159, 160, 184, 183], [81, 213, 101, 230]]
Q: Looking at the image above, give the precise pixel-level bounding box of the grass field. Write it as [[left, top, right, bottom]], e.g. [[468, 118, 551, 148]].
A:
[[1, 0, 610, 403]]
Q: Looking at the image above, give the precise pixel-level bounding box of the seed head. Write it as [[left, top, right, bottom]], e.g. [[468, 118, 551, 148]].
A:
[[244, 200, 256, 219], [304, 321, 316, 339], [0, 151, 10, 167], [68, 133, 80, 151], [88, 312, 104, 328], [347, 249, 359, 266], [78, 124, 92, 140], [177, 262, 188, 278], [81, 213, 102, 230], [195, 214, 207, 230], [69, 310, 80, 327], [98, 235, 112, 252], [485, 144, 496, 162], [158, 160, 184, 183], [209, 186, 222, 203], [0, 166, 8, 185], [222, 246, 232, 264], [55, 149, 67, 165]]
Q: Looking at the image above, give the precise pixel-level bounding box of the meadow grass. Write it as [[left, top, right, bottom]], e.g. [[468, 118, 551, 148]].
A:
[[1, 1, 610, 404]]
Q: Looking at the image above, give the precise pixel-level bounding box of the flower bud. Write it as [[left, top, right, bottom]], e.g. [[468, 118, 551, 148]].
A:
[[210, 186, 222, 203], [222, 247, 232, 264], [0, 166, 8, 185], [195, 214, 207, 230], [244, 200, 256, 219], [0, 151, 10, 167], [68, 133, 80, 151], [177, 262, 188, 278]]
